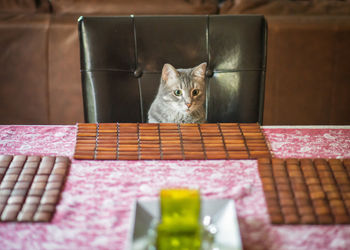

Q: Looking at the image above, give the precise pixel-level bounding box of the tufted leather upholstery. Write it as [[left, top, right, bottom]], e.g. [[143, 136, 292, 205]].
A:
[[78, 15, 266, 123]]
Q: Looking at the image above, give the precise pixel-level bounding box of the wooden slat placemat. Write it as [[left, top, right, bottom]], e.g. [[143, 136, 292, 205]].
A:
[[0, 155, 69, 222], [258, 158, 350, 224], [74, 123, 271, 160]]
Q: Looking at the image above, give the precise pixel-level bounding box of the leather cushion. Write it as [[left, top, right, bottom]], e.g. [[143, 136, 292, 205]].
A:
[[0, 14, 50, 124], [0, 0, 50, 13], [48, 15, 85, 124], [263, 16, 350, 125], [220, 0, 350, 15], [50, 0, 218, 14]]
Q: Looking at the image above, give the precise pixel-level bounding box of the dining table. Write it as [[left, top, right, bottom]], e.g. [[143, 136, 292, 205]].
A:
[[0, 124, 350, 250]]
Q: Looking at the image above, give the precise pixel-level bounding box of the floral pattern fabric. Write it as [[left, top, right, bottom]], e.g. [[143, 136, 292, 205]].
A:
[[0, 125, 349, 250]]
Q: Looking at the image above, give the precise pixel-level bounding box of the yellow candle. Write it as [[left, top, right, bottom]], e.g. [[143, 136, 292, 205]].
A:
[[157, 189, 201, 250]]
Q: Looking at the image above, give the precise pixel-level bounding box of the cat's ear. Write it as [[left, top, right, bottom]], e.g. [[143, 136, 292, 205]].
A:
[[161, 64, 179, 82], [192, 62, 207, 80]]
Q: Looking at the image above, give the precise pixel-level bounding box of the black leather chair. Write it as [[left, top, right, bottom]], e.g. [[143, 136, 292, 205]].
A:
[[78, 15, 266, 123]]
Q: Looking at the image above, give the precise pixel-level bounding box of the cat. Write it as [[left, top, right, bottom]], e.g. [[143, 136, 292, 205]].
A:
[[147, 63, 207, 123]]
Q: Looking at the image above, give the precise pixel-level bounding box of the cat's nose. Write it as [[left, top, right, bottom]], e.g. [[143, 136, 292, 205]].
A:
[[186, 103, 192, 108]]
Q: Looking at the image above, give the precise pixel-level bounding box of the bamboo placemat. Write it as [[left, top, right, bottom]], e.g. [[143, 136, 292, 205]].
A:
[[0, 155, 69, 222], [74, 123, 271, 160], [258, 158, 350, 224]]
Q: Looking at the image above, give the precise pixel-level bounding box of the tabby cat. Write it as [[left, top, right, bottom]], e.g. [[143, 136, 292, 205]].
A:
[[148, 63, 207, 123]]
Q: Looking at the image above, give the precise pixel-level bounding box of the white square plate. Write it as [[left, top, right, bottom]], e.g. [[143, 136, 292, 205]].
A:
[[129, 198, 242, 250]]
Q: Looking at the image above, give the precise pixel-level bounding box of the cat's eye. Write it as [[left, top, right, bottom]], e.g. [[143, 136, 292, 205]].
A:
[[174, 89, 182, 96], [192, 89, 199, 96]]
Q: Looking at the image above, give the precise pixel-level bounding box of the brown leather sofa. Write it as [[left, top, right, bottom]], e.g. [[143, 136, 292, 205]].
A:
[[1, 0, 349, 125], [221, 0, 350, 125]]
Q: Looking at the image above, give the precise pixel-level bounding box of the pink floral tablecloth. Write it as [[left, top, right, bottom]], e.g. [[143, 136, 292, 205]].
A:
[[0, 125, 350, 250]]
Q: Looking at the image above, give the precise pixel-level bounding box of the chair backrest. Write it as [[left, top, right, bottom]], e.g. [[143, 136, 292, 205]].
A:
[[78, 15, 266, 123]]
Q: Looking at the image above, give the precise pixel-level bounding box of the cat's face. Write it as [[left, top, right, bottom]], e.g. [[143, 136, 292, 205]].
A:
[[160, 63, 207, 114]]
